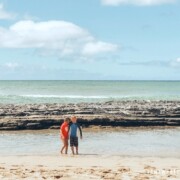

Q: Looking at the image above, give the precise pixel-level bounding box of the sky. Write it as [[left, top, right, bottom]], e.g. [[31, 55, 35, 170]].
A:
[[0, 0, 180, 80]]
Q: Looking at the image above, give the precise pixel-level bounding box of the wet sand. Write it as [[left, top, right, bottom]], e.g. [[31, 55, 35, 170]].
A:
[[0, 155, 179, 180]]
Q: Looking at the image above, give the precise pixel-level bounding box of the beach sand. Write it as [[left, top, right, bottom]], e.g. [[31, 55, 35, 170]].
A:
[[0, 155, 179, 180]]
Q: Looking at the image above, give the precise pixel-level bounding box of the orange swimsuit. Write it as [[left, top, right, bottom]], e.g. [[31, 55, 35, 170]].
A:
[[60, 122, 69, 139]]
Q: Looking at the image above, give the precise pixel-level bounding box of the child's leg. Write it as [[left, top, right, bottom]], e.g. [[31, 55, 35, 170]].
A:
[[71, 146, 75, 155], [64, 139, 68, 154], [65, 146, 68, 154], [75, 137, 79, 155], [61, 146, 65, 154], [61, 145, 65, 154], [60, 139, 66, 154], [70, 137, 75, 155], [75, 146, 78, 155]]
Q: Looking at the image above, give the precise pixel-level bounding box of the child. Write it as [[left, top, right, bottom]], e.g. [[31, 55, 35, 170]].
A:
[[69, 116, 82, 155], [60, 117, 70, 154]]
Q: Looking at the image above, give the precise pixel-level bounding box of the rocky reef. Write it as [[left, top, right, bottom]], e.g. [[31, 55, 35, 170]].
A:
[[0, 101, 180, 130]]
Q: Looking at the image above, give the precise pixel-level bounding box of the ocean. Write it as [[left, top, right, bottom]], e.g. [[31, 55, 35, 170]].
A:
[[0, 80, 180, 104]]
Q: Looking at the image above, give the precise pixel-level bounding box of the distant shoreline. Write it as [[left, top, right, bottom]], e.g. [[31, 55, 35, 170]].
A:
[[0, 100, 180, 130], [0, 80, 180, 81]]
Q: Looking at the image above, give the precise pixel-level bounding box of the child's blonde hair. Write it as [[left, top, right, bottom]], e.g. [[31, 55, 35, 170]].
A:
[[64, 117, 71, 122], [71, 116, 77, 123]]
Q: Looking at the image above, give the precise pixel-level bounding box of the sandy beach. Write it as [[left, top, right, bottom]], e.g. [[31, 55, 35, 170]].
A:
[[0, 127, 180, 179], [0, 155, 179, 180]]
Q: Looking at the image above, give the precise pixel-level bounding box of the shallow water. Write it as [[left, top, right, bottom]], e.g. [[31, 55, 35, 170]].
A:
[[0, 127, 180, 157]]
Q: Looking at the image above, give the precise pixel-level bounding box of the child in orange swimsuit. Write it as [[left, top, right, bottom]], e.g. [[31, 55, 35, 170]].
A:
[[60, 117, 70, 154]]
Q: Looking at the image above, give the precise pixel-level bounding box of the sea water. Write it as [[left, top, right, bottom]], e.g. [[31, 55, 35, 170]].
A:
[[0, 80, 180, 104], [0, 128, 179, 157]]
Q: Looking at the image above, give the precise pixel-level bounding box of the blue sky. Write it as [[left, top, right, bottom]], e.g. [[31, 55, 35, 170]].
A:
[[0, 0, 180, 80]]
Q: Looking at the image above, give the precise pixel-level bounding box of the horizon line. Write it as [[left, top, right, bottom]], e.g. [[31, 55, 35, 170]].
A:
[[0, 80, 180, 81]]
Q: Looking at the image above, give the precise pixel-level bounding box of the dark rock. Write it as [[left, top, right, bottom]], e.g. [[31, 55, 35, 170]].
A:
[[26, 123, 42, 129], [148, 108, 161, 115], [49, 126, 60, 129], [74, 111, 94, 114], [16, 112, 29, 116], [0, 101, 180, 130], [0, 126, 19, 130], [42, 111, 49, 115]]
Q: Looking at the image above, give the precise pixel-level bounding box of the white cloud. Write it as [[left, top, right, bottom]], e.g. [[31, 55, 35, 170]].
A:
[[170, 57, 180, 67], [0, 62, 21, 70], [176, 57, 180, 62], [101, 0, 176, 6], [0, 3, 15, 19], [4, 62, 21, 69], [0, 20, 118, 60], [82, 41, 118, 55]]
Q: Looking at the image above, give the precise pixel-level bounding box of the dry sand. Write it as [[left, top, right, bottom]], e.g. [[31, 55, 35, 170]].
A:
[[0, 155, 179, 180]]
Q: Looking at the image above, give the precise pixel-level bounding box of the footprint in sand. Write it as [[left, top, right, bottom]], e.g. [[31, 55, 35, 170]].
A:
[[39, 169, 47, 173], [54, 175, 63, 179], [118, 167, 131, 173], [102, 169, 112, 174], [101, 173, 116, 179], [144, 165, 156, 170], [134, 174, 150, 180]]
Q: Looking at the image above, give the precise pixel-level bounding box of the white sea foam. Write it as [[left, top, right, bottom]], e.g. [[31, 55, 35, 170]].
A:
[[21, 95, 111, 99]]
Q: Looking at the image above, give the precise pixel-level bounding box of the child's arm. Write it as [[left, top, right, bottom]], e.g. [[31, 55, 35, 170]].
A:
[[77, 124, 82, 139], [60, 129, 64, 139], [68, 125, 71, 139]]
